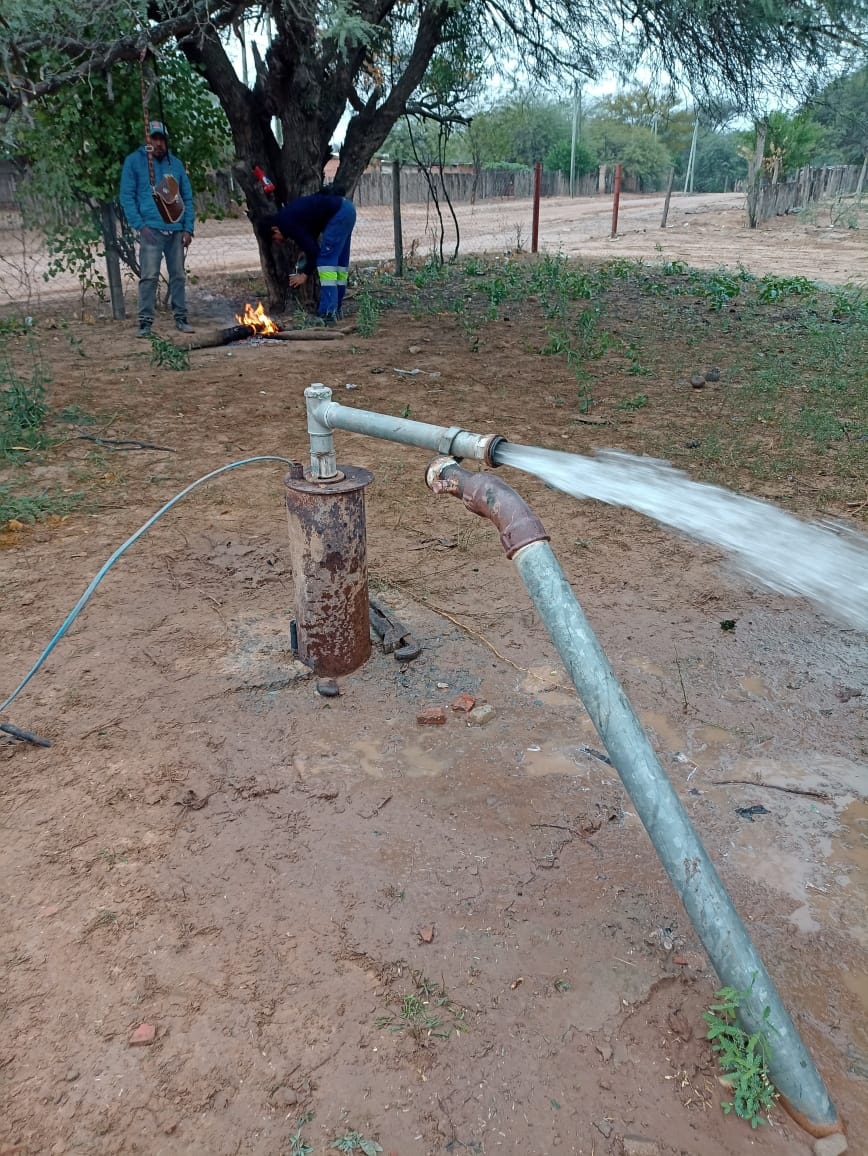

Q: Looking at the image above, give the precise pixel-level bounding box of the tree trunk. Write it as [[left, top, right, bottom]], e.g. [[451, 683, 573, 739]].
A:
[[746, 120, 768, 230], [182, 4, 452, 308]]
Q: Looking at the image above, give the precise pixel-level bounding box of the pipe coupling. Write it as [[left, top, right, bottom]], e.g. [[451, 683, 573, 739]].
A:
[[426, 456, 549, 559]]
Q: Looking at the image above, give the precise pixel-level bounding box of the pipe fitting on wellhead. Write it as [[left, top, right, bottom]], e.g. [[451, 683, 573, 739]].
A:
[[426, 456, 550, 559], [304, 383, 338, 480]]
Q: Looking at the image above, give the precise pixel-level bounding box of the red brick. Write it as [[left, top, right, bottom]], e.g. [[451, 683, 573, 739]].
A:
[[417, 706, 447, 726], [128, 1023, 156, 1047]]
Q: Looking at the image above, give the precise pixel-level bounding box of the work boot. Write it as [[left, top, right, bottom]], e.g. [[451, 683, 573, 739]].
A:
[[175, 321, 195, 333], [136, 324, 152, 339]]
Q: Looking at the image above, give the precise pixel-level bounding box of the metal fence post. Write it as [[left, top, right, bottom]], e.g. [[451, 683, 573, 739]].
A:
[[531, 161, 541, 253]]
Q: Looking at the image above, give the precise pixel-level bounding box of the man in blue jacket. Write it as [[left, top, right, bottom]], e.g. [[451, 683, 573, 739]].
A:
[[260, 188, 356, 323], [119, 121, 195, 338]]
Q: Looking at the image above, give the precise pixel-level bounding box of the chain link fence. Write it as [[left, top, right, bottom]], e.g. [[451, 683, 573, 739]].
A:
[[0, 160, 864, 310]]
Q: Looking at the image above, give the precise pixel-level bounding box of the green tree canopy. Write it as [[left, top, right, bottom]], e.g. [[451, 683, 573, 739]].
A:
[[9, 51, 231, 293], [586, 119, 673, 189], [807, 64, 868, 163], [2, 0, 866, 302], [463, 97, 572, 167]]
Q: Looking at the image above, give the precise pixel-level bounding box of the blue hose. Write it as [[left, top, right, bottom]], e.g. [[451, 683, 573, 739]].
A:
[[0, 456, 293, 717]]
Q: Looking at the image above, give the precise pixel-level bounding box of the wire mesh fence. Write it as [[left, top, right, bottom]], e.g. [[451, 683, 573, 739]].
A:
[[0, 160, 864, 310]]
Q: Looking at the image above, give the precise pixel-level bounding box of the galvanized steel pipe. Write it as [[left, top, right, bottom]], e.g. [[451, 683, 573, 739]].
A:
[[305, 384, 505, 475], [426, 456, 841, 1138]]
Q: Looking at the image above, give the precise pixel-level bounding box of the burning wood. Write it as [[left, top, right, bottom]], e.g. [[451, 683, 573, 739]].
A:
[[235, 301, 280, 334]]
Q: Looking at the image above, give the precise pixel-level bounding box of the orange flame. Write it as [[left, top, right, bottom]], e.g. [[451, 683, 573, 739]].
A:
[[236, 301, 280, 335]]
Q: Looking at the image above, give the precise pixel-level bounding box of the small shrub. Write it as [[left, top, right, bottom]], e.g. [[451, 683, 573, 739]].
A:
[[148, 334, 190, 370], [703, 985, 778, 1128], [355, 289, 381, 337]]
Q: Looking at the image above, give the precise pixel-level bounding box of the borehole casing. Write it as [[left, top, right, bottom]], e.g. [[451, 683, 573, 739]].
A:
[[285, 465, 374, 676]]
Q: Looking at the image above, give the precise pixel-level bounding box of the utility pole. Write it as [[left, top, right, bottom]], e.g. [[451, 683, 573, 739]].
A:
[[683, 117, 699, 194], [569, 84, 582, 198]]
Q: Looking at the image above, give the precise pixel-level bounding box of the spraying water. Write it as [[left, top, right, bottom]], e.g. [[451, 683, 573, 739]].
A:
[[495, 443, 868, 631]]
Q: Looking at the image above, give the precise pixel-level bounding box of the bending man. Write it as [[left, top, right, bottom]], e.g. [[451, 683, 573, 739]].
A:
[[261, 187, 356, 324]]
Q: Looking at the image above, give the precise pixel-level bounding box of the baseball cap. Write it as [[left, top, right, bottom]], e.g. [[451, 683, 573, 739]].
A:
[[148, 121, 168, 137]]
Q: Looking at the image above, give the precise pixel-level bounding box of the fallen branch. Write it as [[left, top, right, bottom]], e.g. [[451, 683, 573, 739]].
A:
[[712, 779, 833, 801], [179, 324, 347, 351], [77, 435, 175, 452]]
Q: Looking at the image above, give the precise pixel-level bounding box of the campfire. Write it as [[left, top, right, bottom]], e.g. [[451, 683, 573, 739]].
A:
[[236, 301, 280, 334]]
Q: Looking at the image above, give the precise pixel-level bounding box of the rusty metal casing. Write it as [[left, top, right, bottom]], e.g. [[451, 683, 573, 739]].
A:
[[284, 465, 374, 676]]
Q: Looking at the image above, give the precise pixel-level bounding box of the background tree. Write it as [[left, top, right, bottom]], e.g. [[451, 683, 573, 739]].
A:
[[585, 119, 673, 190], [544, 137, 599, 180], [807, 64, 868, 164], [465, 96, 572, 168], [10, 51, 231, 298], [1, 0, 867, 303], [690, 130, 748, 191]]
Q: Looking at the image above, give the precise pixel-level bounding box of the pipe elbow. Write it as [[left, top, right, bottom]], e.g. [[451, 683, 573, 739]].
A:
[[426, 456, 549, 559]]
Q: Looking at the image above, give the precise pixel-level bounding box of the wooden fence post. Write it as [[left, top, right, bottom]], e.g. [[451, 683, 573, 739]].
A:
[[531, 161, 541, 253], [391, 159, 403, 276], [101, 203, 126, 321], [611, 163, 622, 238], [660, 167, 675, 228]]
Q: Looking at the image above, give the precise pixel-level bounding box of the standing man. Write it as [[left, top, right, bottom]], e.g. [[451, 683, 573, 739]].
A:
[[260, 187, 356, 324], [120, 121, 195, 338]]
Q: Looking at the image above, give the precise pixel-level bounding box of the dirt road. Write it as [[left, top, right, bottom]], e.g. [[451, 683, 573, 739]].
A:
[[2, 191, 866, 308]]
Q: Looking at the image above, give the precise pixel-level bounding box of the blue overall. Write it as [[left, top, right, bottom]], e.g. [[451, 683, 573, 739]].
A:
[[270, 194, 357, 317]]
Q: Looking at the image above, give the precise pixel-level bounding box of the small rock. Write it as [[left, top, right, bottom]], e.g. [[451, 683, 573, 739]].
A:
[[418, 925, 435, 943], [704, 366, 721, 382], [690, 374, 706, 388], [466, 704, 496, 727], [814, 1135, 848, 1156], [270, 1086, 299, 1109], [128, 1023, 156, 1047], [65, 1070, 80, 1082], [623, 1138, 661, 1156], [595, 1042, 613, 1063], [417, 705, 447, 726], [316, 678, 340, 698], [667, 1008, 693, 1041], [835, 686, 862, 702], [408, 345, 422, 354], [593, 1119, 613, 1139], [451, 693, 476, 713]]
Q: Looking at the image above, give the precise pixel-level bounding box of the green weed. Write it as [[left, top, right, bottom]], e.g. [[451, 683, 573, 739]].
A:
[[624, 341, 651, 376], [331, 1133, 382, 1155], [617, 393, 649, 411], [0, 315, 34, 338], [0, 484, 81, 525], [288, 1112, 314, 1156], [0, 348, 52, 456], [757, 275, 815, 303], [148, 335, 190, 371], [690, 269, 746, 311], [356, 289, 381, 337], [703, 985, 778, 1127], [376, 973, 468, 1043]]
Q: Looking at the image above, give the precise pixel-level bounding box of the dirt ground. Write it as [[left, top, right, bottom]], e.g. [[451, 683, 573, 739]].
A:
[[0, 212, 866, 1156]]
